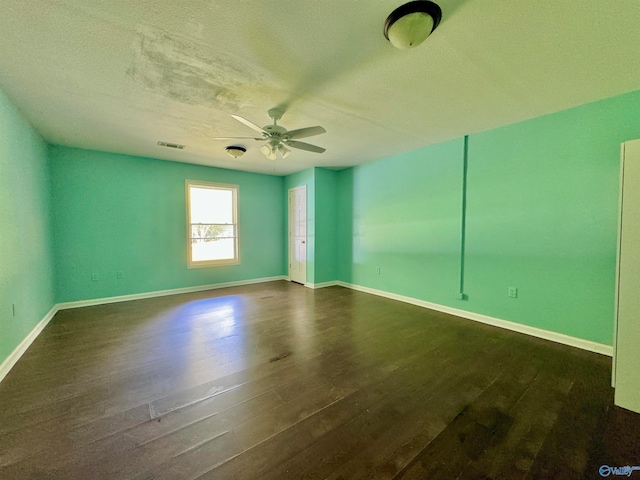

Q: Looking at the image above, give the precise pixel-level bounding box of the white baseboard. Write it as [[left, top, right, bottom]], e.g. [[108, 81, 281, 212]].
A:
[[336, 281, 613, 357], [1, 277, 612, 386], [0, 305, 59, 383], [56, 275, 288, 310], [305, 281, 339, 289], [0, 276, 289, 385]]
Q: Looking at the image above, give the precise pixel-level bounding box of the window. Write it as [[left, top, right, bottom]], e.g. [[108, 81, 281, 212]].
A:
[[186, 180, 239, 267]]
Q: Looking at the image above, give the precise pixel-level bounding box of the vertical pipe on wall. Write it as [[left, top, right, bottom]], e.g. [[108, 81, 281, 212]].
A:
[[459, 135, 469, 298]]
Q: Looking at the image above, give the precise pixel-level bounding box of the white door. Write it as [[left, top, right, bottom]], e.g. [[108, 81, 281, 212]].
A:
[[288, 186, 307, 284], [615, 139, 640, 413]]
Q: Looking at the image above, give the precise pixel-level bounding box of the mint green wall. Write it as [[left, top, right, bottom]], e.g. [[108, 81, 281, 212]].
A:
[[336, 168, 354, 282], [338, 138, 464, 304], [3, 78, 640, 369], [283, 167, 339, 285], [50, 147, 285, 303], [0, 90, 55, 365], [314, 168, 338, 284], [284, 168, 315, 282], [465, 90, 640, 344], [337, 89, 640, 345]]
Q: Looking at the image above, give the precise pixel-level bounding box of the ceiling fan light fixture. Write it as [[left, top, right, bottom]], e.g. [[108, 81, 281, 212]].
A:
[[260, 144, 272, 158], [260, 143, 278, 160], [225, 145, 246, 158], [277, 144, 291, 159], [384, 1, 442, 49], [218, 111, 326, 159]]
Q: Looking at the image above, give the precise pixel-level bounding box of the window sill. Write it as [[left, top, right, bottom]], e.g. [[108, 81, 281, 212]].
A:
[[187, 259, 240, 269]]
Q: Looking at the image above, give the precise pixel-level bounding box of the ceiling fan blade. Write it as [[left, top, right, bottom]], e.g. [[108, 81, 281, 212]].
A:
[[212, 136, 263, 140], [285, 140, 326, 154], [231, 115, 267, 134], [285, 126, 326, 139]]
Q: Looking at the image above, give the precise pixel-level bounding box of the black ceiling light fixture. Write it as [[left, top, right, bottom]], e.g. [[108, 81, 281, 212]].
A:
[[225, 145, 246, 158], [384, 1, 442, 49]]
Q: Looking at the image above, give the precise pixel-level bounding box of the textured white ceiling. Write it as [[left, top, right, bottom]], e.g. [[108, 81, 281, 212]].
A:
[[1, 0, 640, 175]]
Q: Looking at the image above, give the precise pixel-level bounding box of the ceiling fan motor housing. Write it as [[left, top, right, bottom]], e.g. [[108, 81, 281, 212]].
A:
[[263, 124, 287, 136], [214, 111, 326, 158]]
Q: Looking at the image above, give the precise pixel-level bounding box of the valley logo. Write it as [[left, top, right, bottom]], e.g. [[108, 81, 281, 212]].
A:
[[600, 465, 640, 477]]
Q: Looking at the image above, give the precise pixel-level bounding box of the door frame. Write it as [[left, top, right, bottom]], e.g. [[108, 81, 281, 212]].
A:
[[288, 185, 307, 284]]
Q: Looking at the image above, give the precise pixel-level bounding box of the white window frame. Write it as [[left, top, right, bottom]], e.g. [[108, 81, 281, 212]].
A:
[[186, 180, 240, 268]]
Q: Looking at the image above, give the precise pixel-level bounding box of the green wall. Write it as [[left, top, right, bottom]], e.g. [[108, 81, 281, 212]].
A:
[[4, 82, 640, 371], [338, 138, 464, 304], [50, 147, 285, 303], [314, 168, 338, 284], [336, 168, 354, 282], [0, 90, 55, 365], [338, 89, 640, 345], [283, 167, 339, 285], [463, 92, 640, 344]]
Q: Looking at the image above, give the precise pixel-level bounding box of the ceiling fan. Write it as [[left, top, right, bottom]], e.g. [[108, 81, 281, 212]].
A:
[[213, 108, 326, 160]]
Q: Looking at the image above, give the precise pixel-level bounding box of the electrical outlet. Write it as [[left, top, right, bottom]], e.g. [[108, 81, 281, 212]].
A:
[[117, 271, 123, 279], [376, 267, 381, 274], [91, 273, 99, 282], [508, 287, 518, 298]]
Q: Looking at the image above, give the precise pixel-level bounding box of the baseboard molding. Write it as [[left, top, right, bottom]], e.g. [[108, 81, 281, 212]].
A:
[[305, 281, 339, 289], [56, 275, 288, 310], [0, 305, 59, 383], [1, 276, 289, 385], [336, 281, 613, 357], [1, 277, 612, 386]]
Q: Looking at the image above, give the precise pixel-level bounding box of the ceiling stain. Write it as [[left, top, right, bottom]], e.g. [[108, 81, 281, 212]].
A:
[[127, 24, 262, 110], [4, 0, 640, 175]]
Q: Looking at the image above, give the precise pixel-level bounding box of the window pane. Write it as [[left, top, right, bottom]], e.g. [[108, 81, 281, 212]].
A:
[[190, 187, 233, 224], [187, 181, 239, 266], [190, 224, 236, 239], [191, 238, 236, 261]]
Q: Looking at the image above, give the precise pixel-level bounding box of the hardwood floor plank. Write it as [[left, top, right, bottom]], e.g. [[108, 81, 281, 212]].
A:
[[0, 282, 636, 479], [134, 430, 240, 480], [526, 362, 614, 480], [259, 342, 501, 479], [41, 390, 282, 478], [327, 362, 539, 479], [196, 331, 502, 480]]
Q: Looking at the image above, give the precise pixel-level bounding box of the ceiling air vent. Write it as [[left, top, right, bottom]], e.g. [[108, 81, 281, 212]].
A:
[[157, 141, 185, 149]]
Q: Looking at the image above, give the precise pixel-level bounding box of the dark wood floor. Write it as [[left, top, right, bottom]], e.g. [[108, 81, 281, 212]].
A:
[[1, 281, 639, 479]]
